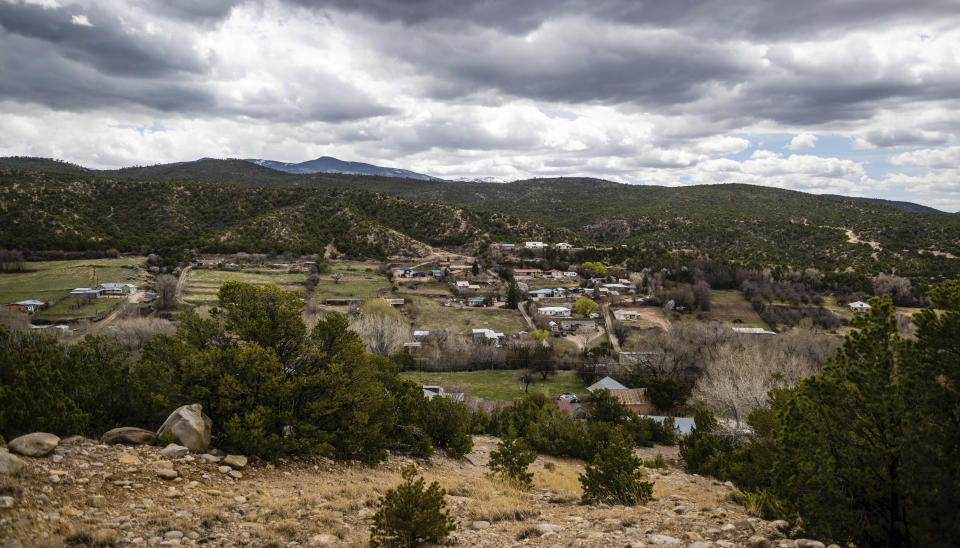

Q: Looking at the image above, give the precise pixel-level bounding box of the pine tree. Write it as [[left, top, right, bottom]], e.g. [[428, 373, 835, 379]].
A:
[[370, 466, 455, 547], [488, 427, 537, 490], [579, 426, 653, 505]]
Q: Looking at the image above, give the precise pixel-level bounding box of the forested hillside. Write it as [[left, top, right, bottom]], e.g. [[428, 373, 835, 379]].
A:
[[2, 157, 960, 282], [0, 169, 566, 259]]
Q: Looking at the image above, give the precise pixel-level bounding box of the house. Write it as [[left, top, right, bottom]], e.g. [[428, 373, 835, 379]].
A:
[[9, 300, 44, 313], [513, 268, 543, 277], [98, 283, 136, 295], [403, 341, 422, 351], [544, 269, 564, 279], [525, 241, 547, 249], [555, 399, 587, 418], [537, 306, 571, 317], [413, 330, 430, 339], [564, 271, 578, 278], [560, 319, 595, 332], [732, 327, 777, 335], [386, 298, 405, 306], [394, 267, 413, 278], [472, 328, 504, 341], [614, 309, 640, 321], [555, 242, 572, 250], [431, 270, 443, 278], [528, 288, 558, 299], [467, 296, 487, 306], [848, 301, 872, 311], [455, 280, 471, 288], [587, 376, 629, 393], [70, 287, 101, 298], [603, 283, 630, 290], [642, 415, 696, 435], [611, 388, 653, 414], [499, 243, 516, 250]]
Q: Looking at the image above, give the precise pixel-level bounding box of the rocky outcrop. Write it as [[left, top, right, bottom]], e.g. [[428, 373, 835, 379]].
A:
[[101, 427, 157, 446], [7, 433, 59, 457], [156, 404, 212, 453], [0, 449, 26, 475]]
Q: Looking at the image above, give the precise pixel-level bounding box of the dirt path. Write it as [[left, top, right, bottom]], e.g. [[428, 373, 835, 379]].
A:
[[600, 303, 622, 354], [175, 264, 193, 305], [518, 302, 538, 331], [89, 290, 146, 333]]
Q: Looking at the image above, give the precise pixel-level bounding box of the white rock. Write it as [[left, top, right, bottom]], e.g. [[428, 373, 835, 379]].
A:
[[156, 404, 212, 453], [156, 468, 179, 480], [8, 433, 60, 457], [0, 450, 26, 475], [0, 496, 14, 508], [536, 524, 563, 533], [222, 455, 247, 469], [218, 465, 232, 474], [472, 521, 491, 530], [648, 534, 681, 545], [102, 427, 156, 446], [310, 534, 337, 545], [199, 454, 220, 464], [164, 530, 184, 539], [160, 444, 189, 459]]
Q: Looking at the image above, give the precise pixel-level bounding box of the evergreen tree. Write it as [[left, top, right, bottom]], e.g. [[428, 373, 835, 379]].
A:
[[579, 426, 653, 505], [506, 279, 522, 309], [370, 466, 455, 547], [488, 427, 536, 490]]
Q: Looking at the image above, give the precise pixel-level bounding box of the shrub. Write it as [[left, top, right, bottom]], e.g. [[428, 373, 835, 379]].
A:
[[579, 426, 653, 505], [370, 466, 455, 547], [488, 429, 537, 490]]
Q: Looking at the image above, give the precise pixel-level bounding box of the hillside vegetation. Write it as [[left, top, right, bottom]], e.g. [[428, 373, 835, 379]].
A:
[[2, 157, 960, 281], [0, 168, 567, 259]]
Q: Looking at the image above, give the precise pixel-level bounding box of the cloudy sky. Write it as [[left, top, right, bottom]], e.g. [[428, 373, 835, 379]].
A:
[[1, 0, 959, 209]]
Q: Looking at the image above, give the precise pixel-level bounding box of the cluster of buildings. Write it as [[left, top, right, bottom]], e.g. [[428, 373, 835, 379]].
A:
[[499, 242, 574, 250], [5, 282, 140, 317]]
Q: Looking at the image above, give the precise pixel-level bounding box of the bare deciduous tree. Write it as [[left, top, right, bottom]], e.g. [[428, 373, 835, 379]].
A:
[[331, 272, 343, 284], [352, 298, 410, 356], [154, 274, 178, 310], [694, 338, 825, 425]]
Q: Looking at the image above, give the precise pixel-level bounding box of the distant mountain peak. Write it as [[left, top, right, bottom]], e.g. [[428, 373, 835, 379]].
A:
[[243, 156, 444, 181]]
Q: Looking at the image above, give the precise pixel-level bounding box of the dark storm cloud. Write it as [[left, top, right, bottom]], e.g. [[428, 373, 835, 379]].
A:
[[859, 129, 955, 149], [0, 31, 215, 112], [308, 0, 960, 39], [0, 1, 393, 122], [0, 2, 206, 77]]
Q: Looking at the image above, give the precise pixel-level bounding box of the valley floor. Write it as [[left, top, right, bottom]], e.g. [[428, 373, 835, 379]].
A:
[[0, 436, 818, 547]]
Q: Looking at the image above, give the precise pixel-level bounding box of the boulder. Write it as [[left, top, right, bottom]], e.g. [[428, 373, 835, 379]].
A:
[[222, 455, 247, 469], [102, 427, 157, 446], [0, 450, 26, 475], [160, 444, 189, 459], [156, 468, 179, 480], [156, 404, 212, 453], [8, 433, 59, 457]]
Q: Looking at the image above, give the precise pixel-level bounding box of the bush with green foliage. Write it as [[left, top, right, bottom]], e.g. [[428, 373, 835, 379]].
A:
[[370, 466, 455, 547], [487, 428, 536, 490], [0, 328, 133, 438], [579, 426, 653, 505]]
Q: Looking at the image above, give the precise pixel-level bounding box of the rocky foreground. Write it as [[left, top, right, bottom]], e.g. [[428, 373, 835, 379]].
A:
[[0, 434, 833, 548]]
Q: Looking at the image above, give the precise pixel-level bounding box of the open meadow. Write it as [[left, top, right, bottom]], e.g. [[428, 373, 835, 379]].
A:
[[0, 257, 147, 305], [183, 267, 307, 306], [403, 295, 527, 334], [400, 369, 586, 401]]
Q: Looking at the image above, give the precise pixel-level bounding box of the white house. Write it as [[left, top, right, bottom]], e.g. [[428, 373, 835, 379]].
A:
[[564, 271, 578, 278], [849, 301, 872, 311], [472, 328, 505, 341], [70, 287, 101, 298], [732, 327, 777, 335], [538, 306, 571, 317], [13, 300, 44, 313], [525, 241, 547, 249], [613, 309, 640, 321], [413, 330, 430, 339], [555, 242, 572, 250], [499, 243, 516, 249]]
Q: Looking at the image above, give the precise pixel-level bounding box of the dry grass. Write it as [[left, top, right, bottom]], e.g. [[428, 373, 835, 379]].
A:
[[532, 458, 583, 502], [455, 476, 538, 522]]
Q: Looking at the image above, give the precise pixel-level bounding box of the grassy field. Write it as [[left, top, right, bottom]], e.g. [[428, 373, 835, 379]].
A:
[[36, 296, 122, 322], [710, 290, 768, 328], [400, 369, 587, 401], [0, 257, 147, 305], [525, 278, 577, 290], [184, 267, 307, 305], [404, 295, 526, 334]]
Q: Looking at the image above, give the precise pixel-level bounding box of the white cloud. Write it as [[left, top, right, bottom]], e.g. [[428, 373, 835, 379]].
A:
[[788, 133, 817, 150], [70, 13, 92, 26]]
